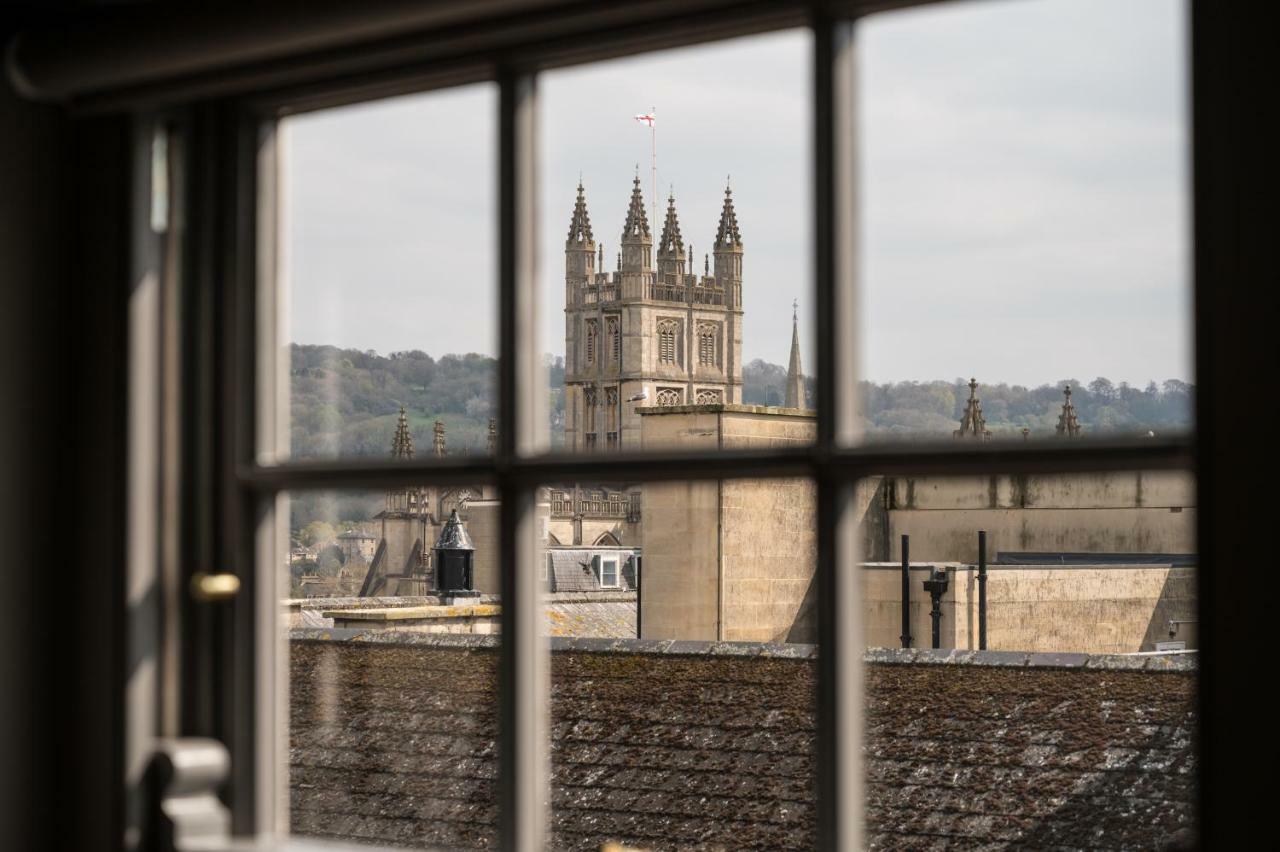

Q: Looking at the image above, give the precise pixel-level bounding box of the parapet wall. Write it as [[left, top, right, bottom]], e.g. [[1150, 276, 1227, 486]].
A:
[[289, 631, 1195, 851]]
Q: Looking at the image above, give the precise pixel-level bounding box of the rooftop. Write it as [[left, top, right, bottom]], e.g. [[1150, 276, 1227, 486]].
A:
[[290, 632, 1195, 850]]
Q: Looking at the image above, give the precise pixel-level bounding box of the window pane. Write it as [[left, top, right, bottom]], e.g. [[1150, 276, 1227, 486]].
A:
[[854, 0, 1191, 445], [273, 84, 497, 462], [284, 487, 500, 849], [535, 31, 815, 455], [860, 468, 1197, 846], [539, 476, 819, 849]]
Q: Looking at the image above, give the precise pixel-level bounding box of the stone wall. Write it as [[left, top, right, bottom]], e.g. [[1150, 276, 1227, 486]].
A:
[[289, 632, 1196, 851], [862, 564, 1197, 653], [883, 471, 1195, 563], [640, 406, 819, 642]]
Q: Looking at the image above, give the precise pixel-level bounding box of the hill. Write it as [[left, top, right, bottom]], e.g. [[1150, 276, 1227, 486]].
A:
[[288, 344, 1193, 460]]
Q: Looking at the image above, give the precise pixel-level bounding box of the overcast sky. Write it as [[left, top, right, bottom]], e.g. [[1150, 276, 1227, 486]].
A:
[[284, 0, 1189, 387]]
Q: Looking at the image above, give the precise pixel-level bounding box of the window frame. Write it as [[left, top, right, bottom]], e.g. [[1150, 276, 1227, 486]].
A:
[[149, 3, 1197, 850], [599, 556, 621, 588]]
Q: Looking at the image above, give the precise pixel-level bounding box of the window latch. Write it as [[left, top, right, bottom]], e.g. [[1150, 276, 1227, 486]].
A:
[[190, 572, 241, 602]]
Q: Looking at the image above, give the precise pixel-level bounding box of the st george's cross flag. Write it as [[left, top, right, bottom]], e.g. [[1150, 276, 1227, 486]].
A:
[[633, 112, 655, 126]]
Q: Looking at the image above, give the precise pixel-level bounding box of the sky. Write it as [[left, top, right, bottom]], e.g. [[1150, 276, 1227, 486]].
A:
[[283, 0, 1189, 387]]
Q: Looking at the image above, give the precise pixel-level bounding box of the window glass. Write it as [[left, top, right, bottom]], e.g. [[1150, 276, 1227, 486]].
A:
[[275, 83, 497, 462], [284, 487, 501, 849], [855, 0, 1191, 445], [537, 476, 819, 849], [536, 31, 815, 455], [859, 468, 1197, 846]]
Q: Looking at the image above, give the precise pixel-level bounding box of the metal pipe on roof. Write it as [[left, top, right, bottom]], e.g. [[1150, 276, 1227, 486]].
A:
[[923, 568, 949, 650], [978, 530, 988, 651], [899, 534, 911, 649]]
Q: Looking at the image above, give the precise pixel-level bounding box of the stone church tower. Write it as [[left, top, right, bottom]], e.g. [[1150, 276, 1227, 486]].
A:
[[564, 176, 744, 451]]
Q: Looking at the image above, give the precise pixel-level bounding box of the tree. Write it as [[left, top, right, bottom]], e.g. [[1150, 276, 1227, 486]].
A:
[[299, 521, 335, 548]]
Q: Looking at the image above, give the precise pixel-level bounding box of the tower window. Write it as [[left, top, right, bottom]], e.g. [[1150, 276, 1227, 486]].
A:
[[585, 319, 598, 364], [607, 316, 620, 363], [698, 324, 717, 366], [656, 387, 683, 406], [658, 319, 679, 365]]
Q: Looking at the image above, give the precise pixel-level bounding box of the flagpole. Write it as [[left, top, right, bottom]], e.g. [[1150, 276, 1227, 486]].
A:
[[650, 105, 657, 233]]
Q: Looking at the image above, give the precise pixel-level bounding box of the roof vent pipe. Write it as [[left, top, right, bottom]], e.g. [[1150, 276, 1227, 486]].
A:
[[978, 530, 988, 650], [899, 534, 911, 649], [923, 567, 950, 650]]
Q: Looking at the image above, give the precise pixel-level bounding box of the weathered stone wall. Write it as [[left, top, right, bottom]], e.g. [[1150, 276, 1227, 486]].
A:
[[862, 565, 1197, 653], [884, 471, 1195, 562], [465, 499, 501, 593], [638, 403, 815, 452], [640, 407, 819, 642], [720, 477, 818, 642], [289, 633, 1196, 851], [640, 479, 721, 640]]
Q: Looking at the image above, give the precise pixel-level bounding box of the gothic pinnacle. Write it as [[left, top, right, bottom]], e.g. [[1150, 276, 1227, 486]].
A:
[[954, 378, 991, 441], [622, 173, 651, 240], [566, 180, 594, 244], [433, 419, 446, 458], [715, 179, 742, 249], [658, 190, 684, 256], [1056, 385, 1082, 438], [391, 406, 414, 459]]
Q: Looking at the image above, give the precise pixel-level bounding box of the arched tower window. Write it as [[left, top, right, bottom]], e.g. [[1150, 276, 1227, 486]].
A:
[[607, 316, 620, 363], [657, 319, 679, 365], [585, 319, 598, 364], [583, 385, 598, 429], [698, 323, 717, 366]]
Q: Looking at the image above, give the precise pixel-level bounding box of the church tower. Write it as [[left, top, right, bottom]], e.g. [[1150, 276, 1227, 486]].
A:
[[563, 176, 744, 451]]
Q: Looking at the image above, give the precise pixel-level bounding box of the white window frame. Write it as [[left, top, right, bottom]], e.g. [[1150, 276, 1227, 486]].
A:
[[599, 556, 620, 588]]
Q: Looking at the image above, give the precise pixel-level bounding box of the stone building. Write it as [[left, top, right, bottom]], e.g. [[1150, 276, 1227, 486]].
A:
[[563, 177, 745, 451], [360, 407, 504, 595], [334, 529, 377, 563]]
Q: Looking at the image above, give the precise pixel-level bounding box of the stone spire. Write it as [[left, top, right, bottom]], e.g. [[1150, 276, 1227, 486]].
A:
[[713, 178, 743, 306], [657, 191, 686, 277], [566, 180, 594, 244], [1055, 385, 1082, 438], [391, 406, 414, 459], [619, 172, 653, 275], [658, 191, 684, 255], [954, 378, 992, 441], [714, 179, 742, 249], [433, 419, 446, 458], [486, 417, 497, 455], [785, 300, 805, 409], [621, 173, 651, 241], [565, 180, 597, 292]]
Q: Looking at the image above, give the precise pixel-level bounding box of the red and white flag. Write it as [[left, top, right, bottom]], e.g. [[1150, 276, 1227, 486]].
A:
[[633, 112, 655, 127]]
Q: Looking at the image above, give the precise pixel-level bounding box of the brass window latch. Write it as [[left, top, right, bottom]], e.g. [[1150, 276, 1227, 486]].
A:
[[189, 572, 240, 603]]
